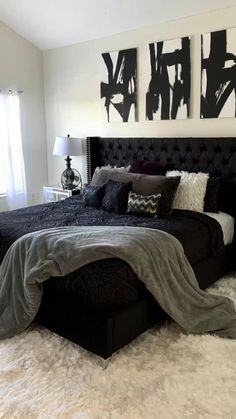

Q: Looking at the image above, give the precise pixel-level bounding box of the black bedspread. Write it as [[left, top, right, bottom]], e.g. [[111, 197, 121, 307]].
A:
[[0, 195, 224, 263], [0, 195, 224, 308]]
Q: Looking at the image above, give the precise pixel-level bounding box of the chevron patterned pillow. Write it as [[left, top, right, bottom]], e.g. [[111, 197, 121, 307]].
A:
[[127, 192, 161, 216]]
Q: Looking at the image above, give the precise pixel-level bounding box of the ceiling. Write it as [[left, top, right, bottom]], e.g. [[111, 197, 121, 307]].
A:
[[0, 0, 236, 50]]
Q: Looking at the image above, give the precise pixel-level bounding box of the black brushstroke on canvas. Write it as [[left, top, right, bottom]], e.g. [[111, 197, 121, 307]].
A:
[[101, 48, 137, 122], [146, 37, 190, 120], [201, 30, 236, 118]]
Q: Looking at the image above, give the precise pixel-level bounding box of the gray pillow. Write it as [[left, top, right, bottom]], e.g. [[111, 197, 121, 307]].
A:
[[91, 166, 130, 185], [91, 168, 141, 187], [91, 169, 180, 215]]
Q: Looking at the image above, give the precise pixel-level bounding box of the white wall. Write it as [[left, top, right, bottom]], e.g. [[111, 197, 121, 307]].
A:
[[0, 22, 47, 210], [43, 7, 236, 185]]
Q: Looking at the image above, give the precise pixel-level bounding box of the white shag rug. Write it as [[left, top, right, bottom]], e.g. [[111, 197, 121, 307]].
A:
[[1, 275, 236, 419]]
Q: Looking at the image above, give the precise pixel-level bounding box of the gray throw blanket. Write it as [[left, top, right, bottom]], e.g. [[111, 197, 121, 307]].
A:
[[0, 226, 236, 340]]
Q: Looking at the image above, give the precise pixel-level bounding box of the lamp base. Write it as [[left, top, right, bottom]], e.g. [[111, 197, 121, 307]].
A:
[[61, 167, 82, 190]]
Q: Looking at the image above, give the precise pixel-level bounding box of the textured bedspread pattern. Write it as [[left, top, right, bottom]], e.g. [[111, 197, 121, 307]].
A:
[[0, 196, 225, 266], [0, 226, 236, 340]]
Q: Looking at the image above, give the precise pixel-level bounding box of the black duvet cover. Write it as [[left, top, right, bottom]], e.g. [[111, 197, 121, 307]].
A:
[[0, 195, 225, 308]]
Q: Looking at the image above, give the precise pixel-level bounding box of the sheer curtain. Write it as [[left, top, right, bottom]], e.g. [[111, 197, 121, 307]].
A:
[[0, 90, 27, 210]]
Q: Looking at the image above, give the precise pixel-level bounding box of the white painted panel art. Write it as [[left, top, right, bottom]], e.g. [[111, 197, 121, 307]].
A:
[[201, 28, 236, 118], [146, 37, 191, 120], [100, 48, 137, 123]]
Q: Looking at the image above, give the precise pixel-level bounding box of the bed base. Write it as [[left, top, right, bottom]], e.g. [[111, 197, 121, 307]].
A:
[[36, 296, 164, 359], [36, 244, 235, 359]]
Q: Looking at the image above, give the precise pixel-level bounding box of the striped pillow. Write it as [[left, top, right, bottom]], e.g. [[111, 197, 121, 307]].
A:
[[127, 192, 161, 216]]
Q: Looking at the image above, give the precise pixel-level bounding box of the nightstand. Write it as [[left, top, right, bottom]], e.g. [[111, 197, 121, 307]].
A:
[[43, 186, 81, 203]]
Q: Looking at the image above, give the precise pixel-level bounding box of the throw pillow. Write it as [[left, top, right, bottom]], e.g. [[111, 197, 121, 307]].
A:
[[204, 177, 221, 213], [83, 184, 106, 208], [129, 160, 175, 176], [92, 170, 180, 216], [166, 170, 209, 212], [91, 169, 142, 188], [219, 177, 236, 217], [127, 192, 161, 216], [91, 165, 130, 185], [101, 180, 132, 214], [136, 175, 180, 215]]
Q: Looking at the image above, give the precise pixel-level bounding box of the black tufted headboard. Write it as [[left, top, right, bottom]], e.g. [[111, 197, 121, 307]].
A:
[[86, 137, 236, 182], [86, 137, 236, 220]]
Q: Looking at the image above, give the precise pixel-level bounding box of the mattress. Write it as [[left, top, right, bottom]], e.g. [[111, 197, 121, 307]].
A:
[[204, 211, 235, 245]]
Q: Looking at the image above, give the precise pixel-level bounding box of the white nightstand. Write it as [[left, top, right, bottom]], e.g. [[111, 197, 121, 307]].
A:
[[43, 186, 81, 203]]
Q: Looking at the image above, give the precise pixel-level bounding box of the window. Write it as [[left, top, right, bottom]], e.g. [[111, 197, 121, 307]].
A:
[[0, 144, 5, 194], [0, 90, 27, 209]]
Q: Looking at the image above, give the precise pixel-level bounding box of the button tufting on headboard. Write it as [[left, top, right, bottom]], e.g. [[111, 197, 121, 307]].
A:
[[86, 137, 236, 182]]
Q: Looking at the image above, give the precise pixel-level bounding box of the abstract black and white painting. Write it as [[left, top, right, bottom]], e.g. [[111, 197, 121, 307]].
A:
[[100, 48, 137, 122], [146, 37, 191, 120], [201, 29, 236, 118]]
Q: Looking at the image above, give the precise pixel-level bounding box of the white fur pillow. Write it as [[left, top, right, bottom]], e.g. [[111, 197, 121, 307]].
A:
[[166, 171, 209, 212]]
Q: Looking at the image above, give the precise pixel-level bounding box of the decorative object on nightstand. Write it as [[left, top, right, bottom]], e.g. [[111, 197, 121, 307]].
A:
[[43, 185, 80, 203], [53, 134, 83, 190]]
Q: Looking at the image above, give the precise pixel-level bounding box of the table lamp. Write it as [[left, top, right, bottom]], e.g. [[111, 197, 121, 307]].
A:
[[53, 134, 83, 190]]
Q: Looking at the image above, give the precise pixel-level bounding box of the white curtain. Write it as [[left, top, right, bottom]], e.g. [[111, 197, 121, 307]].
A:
[[0, 90, 27, 210]]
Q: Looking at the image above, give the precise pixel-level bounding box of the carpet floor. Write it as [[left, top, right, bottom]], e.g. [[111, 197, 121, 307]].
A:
[[0, 275, 236, 419]]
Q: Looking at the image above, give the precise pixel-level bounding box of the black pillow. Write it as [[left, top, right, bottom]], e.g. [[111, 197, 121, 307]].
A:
[[83, 184, 106, 208], [134, 175, 180, 216], [129, 160, 175, 175], [101, 180, 132, 214], [219, 177, 236, 217], [204, 177, 221, 213]]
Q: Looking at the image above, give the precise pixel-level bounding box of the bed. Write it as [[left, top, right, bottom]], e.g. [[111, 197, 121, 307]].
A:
[[1, 136, 236, 358]]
